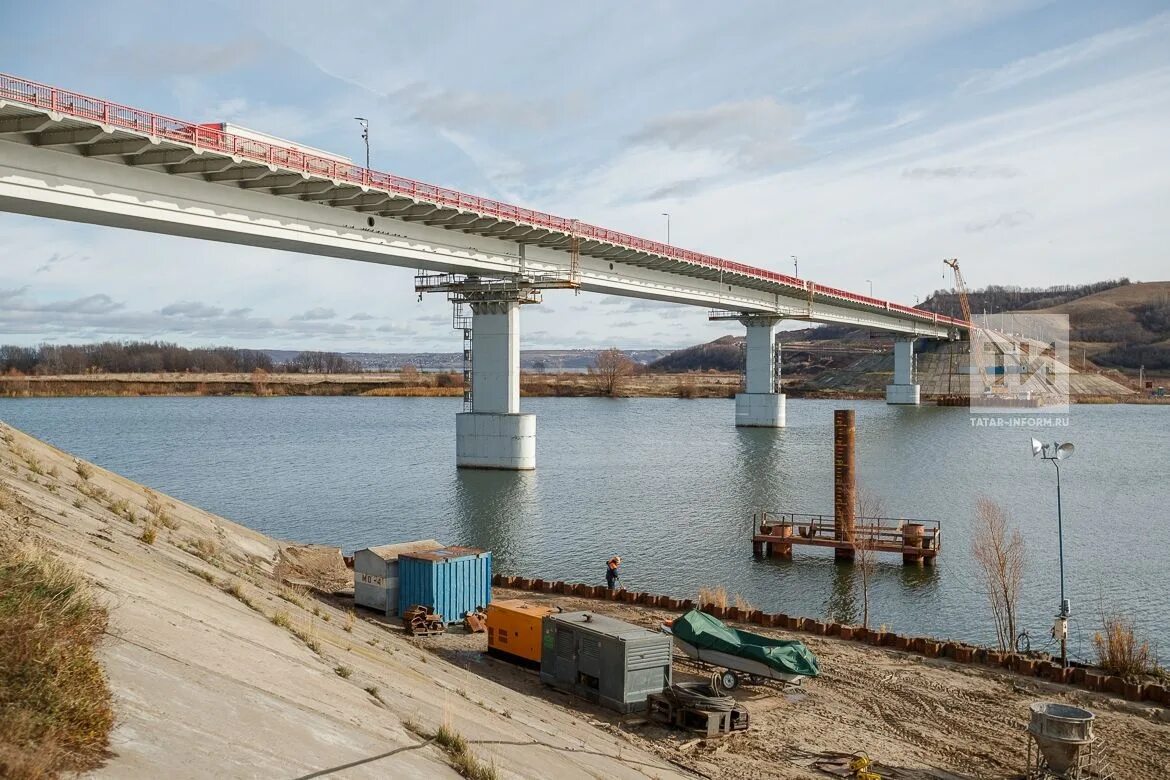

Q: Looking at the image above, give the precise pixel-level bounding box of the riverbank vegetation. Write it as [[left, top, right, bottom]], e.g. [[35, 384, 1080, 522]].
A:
[[971, 498, 1026, 652], [0, 536, 113, 778]]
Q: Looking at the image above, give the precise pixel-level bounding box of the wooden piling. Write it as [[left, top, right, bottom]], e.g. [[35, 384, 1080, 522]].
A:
[[833, 409, 856, 561]]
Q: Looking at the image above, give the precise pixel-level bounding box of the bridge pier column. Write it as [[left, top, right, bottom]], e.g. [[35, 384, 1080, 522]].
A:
[[736, 315, 785, 427], [456, 301, 536, 470], [886, 337, 920, 406]]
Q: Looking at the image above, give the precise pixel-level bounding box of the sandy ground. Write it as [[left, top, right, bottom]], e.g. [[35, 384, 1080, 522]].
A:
[[418, 589, 1170, 780], [0, 421, 687, 780]]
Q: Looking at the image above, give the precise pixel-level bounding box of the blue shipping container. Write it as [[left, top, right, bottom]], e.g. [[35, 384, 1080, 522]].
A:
[[397, 547, 492, 623]]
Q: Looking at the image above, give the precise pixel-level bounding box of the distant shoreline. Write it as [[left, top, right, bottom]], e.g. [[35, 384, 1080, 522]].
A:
[[1, 372, 1165, 404]]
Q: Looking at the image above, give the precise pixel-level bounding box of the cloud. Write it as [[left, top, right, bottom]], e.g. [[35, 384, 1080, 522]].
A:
[[160, 301, 225, 318], [34, 252, 72, 274], [391, 81, 576, 131], [96, 39, 264, 77], [639, 178, 716, 202], [290, 307, 336, 321], [902, 165, 1021, 180], [627, 98, 804, 170], [348, 312, 376, 321], [965, 210, 1034, 233], [959, 12, 1170, 95], [376, 323, 416, 335], [0, 286, 29, 303], [34, 294, 124, 315]]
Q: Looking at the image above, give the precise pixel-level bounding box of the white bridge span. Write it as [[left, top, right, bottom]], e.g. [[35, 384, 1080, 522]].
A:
[[0, 73, 967, 468]]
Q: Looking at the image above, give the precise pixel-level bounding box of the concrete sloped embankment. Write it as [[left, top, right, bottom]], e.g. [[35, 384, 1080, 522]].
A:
[[0, 420, 687, 780]]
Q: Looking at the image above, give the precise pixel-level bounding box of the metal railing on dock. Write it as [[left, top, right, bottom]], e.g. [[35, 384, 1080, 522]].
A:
[[751, 511, 941, 566]]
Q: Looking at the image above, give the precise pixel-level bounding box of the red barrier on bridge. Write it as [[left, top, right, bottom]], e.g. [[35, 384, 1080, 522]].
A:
[[0, 71, 967, 330]]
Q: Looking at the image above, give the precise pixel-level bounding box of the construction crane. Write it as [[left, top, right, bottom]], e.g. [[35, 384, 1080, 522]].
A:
[[943, 257, 997, 394], [942, 258, 972, 324]]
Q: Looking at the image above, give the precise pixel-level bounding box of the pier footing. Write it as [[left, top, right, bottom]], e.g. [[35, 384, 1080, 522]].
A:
[[885, 383, 921, 405], [456, 412, 535, 470], [735, 392, 786, 427]]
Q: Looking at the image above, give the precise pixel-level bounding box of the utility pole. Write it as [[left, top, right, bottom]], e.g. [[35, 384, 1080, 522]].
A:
[[1031, 438, 1075, 668], [354, 117, 370, 170]]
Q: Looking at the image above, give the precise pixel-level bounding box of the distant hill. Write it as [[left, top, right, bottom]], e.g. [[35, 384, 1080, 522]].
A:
[[918, 278, 1133, 319], [652, 279, 1170, 374]]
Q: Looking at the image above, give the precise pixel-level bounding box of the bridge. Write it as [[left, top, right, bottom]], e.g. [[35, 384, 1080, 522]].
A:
[[0, 72, 968, 469]]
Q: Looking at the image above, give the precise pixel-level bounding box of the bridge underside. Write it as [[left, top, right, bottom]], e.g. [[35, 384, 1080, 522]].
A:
[[0, 97, 956, 337]]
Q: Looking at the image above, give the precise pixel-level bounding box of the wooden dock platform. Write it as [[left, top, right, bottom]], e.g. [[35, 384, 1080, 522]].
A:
[[751, 512, 941, 566]]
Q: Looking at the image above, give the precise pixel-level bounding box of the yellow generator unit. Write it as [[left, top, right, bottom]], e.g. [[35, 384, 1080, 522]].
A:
[[486, 599, 554, 667]]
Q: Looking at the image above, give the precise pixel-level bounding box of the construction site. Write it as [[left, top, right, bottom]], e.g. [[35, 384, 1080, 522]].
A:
[[3, 419, 1168, 779]]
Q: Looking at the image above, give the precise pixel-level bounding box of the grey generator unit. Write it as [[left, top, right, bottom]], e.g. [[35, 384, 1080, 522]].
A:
[[539, 611, 672, 713], [353, 540, 440, 616]]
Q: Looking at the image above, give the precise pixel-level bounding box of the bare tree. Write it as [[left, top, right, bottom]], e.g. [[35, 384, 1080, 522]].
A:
[[853, 491, 883, 630], [971, 497, 1026, 652], [589, 348, 634, 397]]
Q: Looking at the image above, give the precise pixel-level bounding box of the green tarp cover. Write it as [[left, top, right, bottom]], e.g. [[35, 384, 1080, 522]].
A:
[[672, 609, 820, 677]]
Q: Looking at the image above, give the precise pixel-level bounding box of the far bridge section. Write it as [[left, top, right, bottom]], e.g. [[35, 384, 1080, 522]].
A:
[[0, 72, 969, 469]]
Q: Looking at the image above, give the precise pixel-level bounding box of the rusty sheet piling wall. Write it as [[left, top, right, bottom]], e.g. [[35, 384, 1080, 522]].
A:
[[833, 409, 856, 560]]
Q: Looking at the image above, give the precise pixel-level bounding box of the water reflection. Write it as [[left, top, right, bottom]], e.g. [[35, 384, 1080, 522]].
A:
[[824, 562, 859, 624], [451, 469, 537, 571], [732, 427, 788, 513]]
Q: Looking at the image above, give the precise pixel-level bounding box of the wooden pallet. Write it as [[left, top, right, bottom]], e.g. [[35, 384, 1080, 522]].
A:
[[402, 604, 445, 636]]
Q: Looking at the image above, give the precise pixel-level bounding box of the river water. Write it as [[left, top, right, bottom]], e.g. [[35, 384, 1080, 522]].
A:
[[2, 396, 1166, 658]]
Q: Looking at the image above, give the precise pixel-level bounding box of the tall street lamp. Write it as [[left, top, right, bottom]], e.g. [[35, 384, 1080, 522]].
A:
[[354, 117, 370, 170], [661, 212, 671, 246], [1031, 437, 1075, 667], [792, 255, 798, 278], [866, 279, 873, 297]]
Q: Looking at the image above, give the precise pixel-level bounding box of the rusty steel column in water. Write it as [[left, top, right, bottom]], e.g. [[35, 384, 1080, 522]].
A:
[[833, 409, 856, 561]]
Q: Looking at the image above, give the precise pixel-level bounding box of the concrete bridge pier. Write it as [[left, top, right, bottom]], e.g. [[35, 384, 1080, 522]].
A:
[[456, 300, 536, 470], [736, 315, 785, 427], [886, 337, 920, 405]]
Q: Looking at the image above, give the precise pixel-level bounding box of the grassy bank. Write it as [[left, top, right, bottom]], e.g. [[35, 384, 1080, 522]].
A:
[[0, 371, 745, 399], [0, 531, 113, 778]]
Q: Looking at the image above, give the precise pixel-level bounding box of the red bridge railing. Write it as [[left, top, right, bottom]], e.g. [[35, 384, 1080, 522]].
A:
[[0, 71, 966, 330]]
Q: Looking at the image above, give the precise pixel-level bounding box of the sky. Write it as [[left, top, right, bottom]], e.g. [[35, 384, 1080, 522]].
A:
[[1, 0, 1168, 352]]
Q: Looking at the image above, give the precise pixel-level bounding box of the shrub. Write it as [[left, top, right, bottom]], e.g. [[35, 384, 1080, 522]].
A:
[[270, 610, 291, 628], [190, 537, 219, 562], [223, 581, 255, 610], [1094, 614, 1153, 677], [698, 585, 728, 609], [0, 539, 114, 776], [334, 665, 352, 679], [140, 525, 157, 545], [74, 460, 93, 481], [278, 586, 307, 608], [434, 723, 467, 754]]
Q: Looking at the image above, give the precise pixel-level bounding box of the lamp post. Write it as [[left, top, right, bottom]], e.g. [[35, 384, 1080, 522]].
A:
[[1031, 437, 1074, 667], [354, 117, 370, 170], [866, 279, 873, 297], [661, 212, 671, 246], [792, 255, 798, 278]]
